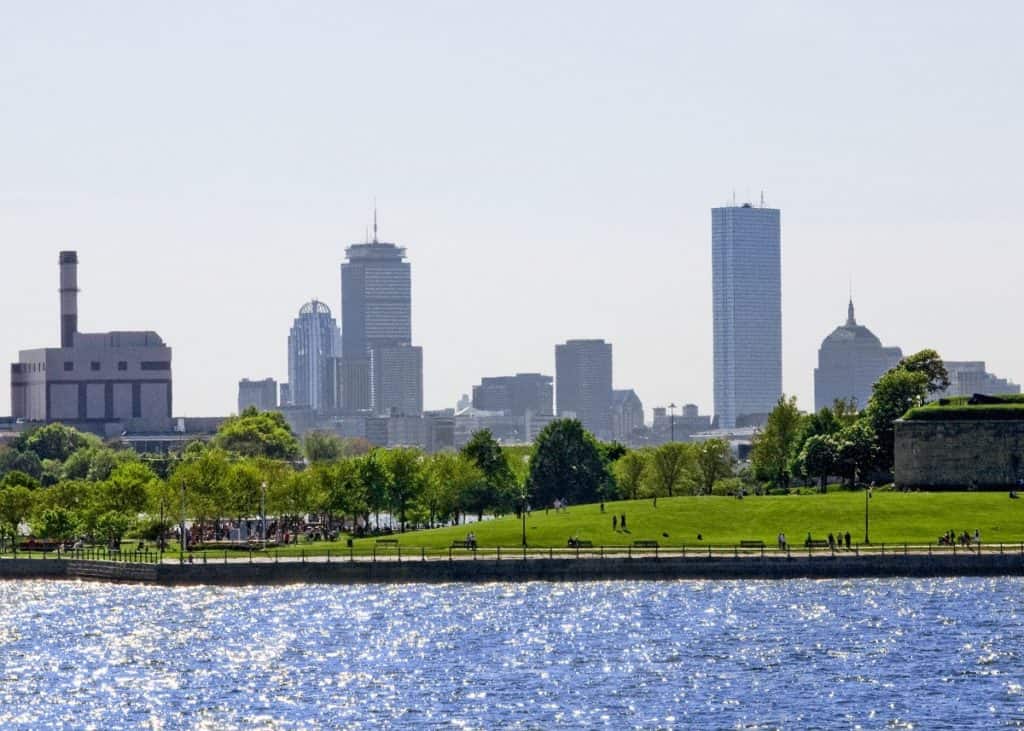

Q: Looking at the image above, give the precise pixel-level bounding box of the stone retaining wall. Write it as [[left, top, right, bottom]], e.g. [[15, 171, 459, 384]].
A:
[[3, 554, 1024, 585], [895, 419, 1024, 489]]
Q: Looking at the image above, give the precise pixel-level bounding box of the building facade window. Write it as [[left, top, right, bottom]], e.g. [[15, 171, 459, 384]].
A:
[[140, 361, 171, 371], [118, 361, 128, 371], [91, 361, 101, 371], [64, 362, 74, 372]]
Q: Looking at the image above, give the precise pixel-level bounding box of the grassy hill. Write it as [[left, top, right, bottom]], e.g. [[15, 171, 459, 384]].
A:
[[350, 491, 1024, 550]]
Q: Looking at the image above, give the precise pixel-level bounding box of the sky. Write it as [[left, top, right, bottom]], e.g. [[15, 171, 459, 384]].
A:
[[2, 2, 1022, 420]]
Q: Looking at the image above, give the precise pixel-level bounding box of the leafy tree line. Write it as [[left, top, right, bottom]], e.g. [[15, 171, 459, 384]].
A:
[[751, 349, 949, 490], [0, 408, 737, 546]]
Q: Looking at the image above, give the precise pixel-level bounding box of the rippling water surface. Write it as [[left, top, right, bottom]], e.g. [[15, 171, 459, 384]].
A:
[[0, 578, 1022, 728]]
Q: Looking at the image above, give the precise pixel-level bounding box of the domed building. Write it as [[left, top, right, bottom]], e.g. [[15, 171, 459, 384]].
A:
[[813, 300, 902, 411]]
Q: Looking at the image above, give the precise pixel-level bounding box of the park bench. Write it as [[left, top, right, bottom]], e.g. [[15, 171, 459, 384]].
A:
[[632, 540, 659, 548], [375, 539, 399, 547], [805, 540, 831, 549], [567, 539, 594, 548], [450, 540, 476, 549], [739, 540, 766, 549]]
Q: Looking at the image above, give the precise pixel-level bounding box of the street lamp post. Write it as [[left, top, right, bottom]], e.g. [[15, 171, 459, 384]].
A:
[[179, 481, 187, 560], [669, 402, 677, 443], [260, 481, 267, 548], [864, 486, 872, 544], [521, 491, 528, 547]]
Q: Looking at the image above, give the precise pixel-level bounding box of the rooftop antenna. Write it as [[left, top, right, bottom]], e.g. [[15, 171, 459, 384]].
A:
[[373, 198, 379, 244], [760, 190, 765, 208], [731, 189, 736, 206]]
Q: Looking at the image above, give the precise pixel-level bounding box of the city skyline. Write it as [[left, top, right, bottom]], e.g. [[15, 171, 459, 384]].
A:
[[3, 3, 1023, 420]]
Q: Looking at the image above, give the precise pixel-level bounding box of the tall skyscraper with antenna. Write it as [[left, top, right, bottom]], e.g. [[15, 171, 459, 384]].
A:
[[339, 210, 422, 415], [711, 201, 782, 428]]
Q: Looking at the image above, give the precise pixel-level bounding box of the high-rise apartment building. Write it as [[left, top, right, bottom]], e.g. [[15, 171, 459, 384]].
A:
[[814, 300, 902, 411], [287, 300, 340, 412], [711, 202, 782, 428], [339, 220, 422, 415], [238, 378, 278, 413], [472, 373, 553, 417], [555, 339, 613, 440]]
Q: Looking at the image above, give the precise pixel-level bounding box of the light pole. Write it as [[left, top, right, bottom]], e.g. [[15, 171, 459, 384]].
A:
[[864, 485, 872, 544], [669, 402, 677, 442], [521, 490, 528, 547], [260, 481, 267, 548], [179, 480, 187, 559]]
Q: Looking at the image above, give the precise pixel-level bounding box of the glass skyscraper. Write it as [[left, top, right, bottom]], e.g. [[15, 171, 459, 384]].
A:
[[555, 339, 613, 440], [711, 203, 782, 428], [287, 300, 341, 412]]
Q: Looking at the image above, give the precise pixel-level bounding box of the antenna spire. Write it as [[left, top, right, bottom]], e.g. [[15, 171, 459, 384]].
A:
[[373, 198, 378, 244]]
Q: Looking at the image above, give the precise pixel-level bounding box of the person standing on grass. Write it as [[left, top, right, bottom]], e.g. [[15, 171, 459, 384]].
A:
[[621, 514, 627, 530], [612, 515, 617, 531]]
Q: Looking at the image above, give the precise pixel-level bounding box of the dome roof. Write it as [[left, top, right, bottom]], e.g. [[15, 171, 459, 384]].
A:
[[820, 300, 882, 348], [299, 299, 332, 316]]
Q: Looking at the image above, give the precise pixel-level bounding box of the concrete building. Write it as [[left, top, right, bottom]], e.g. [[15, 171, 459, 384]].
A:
[[939, 362, 1020, 398], [454, 407, 525, 447], [287, 300, 340, 413], [813, 299, 902, 411], [339, 218, 422, 414], [424, 409, 456, 453], [370, 344, 423, 416], [525, 410, 559, 442], [365, 414, 425, 448], [712, 202, 782, 428], [472, 373, 553, 417], [279, 382, 292, 407], [651, 403, 713, 443], [611, 389, 644, 442], [555, 339, 613, 440], [238, 378, 278, 413], [10, 251, 173, 435]]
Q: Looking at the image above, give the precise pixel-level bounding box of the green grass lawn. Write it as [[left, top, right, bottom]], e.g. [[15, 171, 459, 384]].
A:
[[349, 491, 1024, 550]]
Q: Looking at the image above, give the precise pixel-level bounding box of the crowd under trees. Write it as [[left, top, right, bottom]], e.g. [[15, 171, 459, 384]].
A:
[[0, 408, 737, 547]]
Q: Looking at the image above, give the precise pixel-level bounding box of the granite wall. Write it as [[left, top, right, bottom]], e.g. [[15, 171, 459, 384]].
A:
[[895, 419, 1024, 489]]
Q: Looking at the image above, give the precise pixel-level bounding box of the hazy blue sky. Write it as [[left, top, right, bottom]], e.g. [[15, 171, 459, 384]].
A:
[[2, 2, 1022, 419]]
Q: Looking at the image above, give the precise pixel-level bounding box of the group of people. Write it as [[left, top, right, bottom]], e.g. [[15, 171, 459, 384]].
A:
[[939, 529, 980, 546], [550, 498, 570, 513], [611, 514, 627, 531], [464, 532, 478, 549]]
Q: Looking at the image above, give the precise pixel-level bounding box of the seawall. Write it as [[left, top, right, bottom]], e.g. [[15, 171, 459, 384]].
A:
[[3, 553, 1024, 586]]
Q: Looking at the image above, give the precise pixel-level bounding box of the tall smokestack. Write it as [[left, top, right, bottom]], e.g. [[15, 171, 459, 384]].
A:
[[59, 250, 78, 347]]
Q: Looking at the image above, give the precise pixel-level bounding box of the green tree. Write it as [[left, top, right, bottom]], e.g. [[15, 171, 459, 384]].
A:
[[0, 486, 34, 549], [693, 439, 734, 495], [95, 510, 132, 545], [22, 423, 98, 462], [358, 453, 391, 530], [381, 448, 424, 532], [647, 442, 694, 497], [0, 470, 40, 490], [422, 453, 482, 527], [896, 349, 950, 394], [212, 408, 301, 460], [832, 421, 878, 486], [751, 395, 804, 489], [0, 449, 42, 480], [35, 507, 77, 541], [797, 434, 837, 491], [304, 431, 345, 463], [99, 462, 156, 516], [322, 459, 368, 529], [612, 450, 648, 500], [528, 419, 607, 506], [866, 368, 929, 472]]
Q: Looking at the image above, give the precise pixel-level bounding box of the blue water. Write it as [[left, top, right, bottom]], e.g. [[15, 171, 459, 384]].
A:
[[0, 578, 1021, 729]]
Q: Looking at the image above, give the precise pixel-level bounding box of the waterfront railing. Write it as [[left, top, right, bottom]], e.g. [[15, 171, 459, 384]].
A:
[[2, 541, 1020, 565]]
